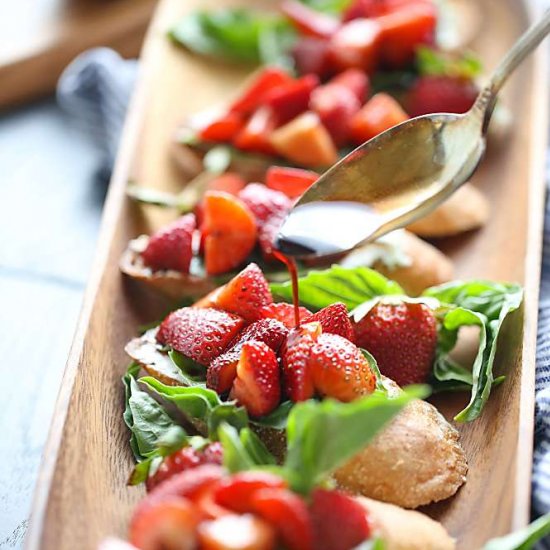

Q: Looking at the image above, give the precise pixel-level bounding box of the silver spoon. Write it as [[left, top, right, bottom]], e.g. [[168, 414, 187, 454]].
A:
[[275, 10, 550, 258]]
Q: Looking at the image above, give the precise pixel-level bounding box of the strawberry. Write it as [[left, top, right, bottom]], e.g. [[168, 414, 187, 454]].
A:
[[258, 211, 288, 262], [406, 75, 478, 117], [230, 341, 281, 417], [198, 514, 276, 550], [303, 303, 354, 341], [209, 263, 273, 323], [141, 214, 196, 274], [291, 37, 331, 78], [206, 173, 247, 196], [146, 442, 224, 491], [260, 303, 312, 329], [207, 318, 288, 394], [308, 333, 376, 402], [310, 489, 371, 550], [352, 300, 437, 385], [233, 106, 279, 156], [252, 488, 314, 550], [157, 307, 244, 366], [330, 68, 370, 104], [202, 191, 257, 275], [238, 184, 292, 228], [214, 472, 287, 514], [281, 322, 322, 402], [129, 497, 200, 550], [199, 112, 245, 142], [265, 166, 318, 199], [281, 0, 339, 39]]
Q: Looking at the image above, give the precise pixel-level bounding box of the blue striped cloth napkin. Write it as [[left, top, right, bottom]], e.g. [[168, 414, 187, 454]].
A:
[[57, 46, 550, 545]]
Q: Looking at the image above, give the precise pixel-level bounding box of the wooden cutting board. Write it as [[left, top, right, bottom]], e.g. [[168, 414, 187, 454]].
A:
[[0, 0, 157, 109]]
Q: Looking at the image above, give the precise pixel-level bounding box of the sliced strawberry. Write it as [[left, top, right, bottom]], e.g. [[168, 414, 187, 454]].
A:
[[260, 303, 312, 329], [310, 83, 361, 146], [310, 489, 371, 550], [129, 497, 200, 550], [343, 0, 387, 20], [406, 75, 478, 117], [281, 322, 322, 402], [141, 214, 196, 274], [230, 67, 293, 115], [146, 443, 224, 491], [214, 472, 287, 514], [291, 37, 331, 77], [230, 341, 281, 417], [264, 75, 320, 125], [207, 173, 247, 196], [281, 0, 339, 38], [265, 166, 318, 199], [352, 300, 437, 385], [199, 112, 245, 142], [157, 307, 244, 365], [377, 3, 437, 67], [207, 318, 288, 394], [258, 211, 288, 262], [327, 19, 382, 74], [198, 514, 276, 550], [202, 191, 257, 275], [270, 112, 338, 168], [308, 333, 376, 402], [303, 303, 354, 341], [238, 184, 292, 227], [252, 488, 314, 550], [233, 106, 279, 156], [330, 69, 370, 103], [350, 92, 408, 144]]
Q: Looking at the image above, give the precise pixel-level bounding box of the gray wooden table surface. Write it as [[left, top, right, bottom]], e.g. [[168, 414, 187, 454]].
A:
[[0, 99, 104, 548]]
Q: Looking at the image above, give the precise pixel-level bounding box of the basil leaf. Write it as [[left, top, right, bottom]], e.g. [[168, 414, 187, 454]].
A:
[[168, 350, 208, 387], [299, 0, 353, 14], [252, 401, 294, 430], [122, 365, 182, 461], [482, 513, 550, 550], [416, 45, 483, 80], [353, 539, 386, 550], [271, 266, 403, 310], [284, 386, 428, 493]]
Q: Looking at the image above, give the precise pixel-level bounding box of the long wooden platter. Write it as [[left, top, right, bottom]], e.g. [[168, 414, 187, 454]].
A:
[[25, 0, 548, 549]]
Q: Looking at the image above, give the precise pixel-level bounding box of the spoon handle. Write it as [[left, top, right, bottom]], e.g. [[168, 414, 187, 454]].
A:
[[476, 8, 550, 132]]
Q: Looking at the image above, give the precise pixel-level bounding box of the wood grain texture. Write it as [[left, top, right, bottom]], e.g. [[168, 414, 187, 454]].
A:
[[24, 1, 548, 549]]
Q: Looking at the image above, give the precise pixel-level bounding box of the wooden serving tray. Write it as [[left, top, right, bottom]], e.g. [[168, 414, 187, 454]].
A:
[[25, 0, 548, 548]]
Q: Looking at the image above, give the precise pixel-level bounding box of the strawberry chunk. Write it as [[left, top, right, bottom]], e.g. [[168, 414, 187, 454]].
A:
[[265, 166, 318, 199], [238, 184, 292, 228], [230, 67, 293, 115], [141, 214, 196, 274], [350, 92, 408, 144], [281, 322, 322, 402], [252, 488, 313, 550], [198, 514, 276, 550], [146, 443, 223, 491], [303, 303, 354, 341], [202, 191, 257, 275], [270, 112, 338, 168], [207, 173, 247, 196], [264, 75, 320, 125], [327, 19, 382, 74], [406, 75, 478, 117], [260, 302, 312, 330], [352, 300, 437, 385], [157, 307, 244, 366], [291, 37, 331, 78], [310, 489, 371, 550], [207, 318, 288, 394], [214, 472, 287, 514], [281, 0, 339, 38], [230, 341, 281, 417], [129, 497, 200, 550], [258, 211, 288, 262], [308, 333, 376, 402], [199, 112, 245, 142], [233, 106, 279, 156], [330, 69, 370, 103]]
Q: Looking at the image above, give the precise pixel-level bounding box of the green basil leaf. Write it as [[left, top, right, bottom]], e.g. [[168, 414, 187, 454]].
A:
[[482, 513, 550, 550], [168, 350, 208, 387], [284, 386, 428, 494], [271, 266, 403, 310], [298, 0, 353, 14], [416, 45, 483, 79], [352, 539, 386, 550], [252, 401, 294, 430]]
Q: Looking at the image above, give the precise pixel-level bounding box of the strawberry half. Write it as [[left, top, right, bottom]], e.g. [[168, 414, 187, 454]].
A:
[[282, 322, 322, 402], [207, 318, 288, 394], [141, 214, 196, 274], [310, 489, 371, 550], [308, 333, 376, 402], [260, 302, 312, 329], [352, 300, 437, 386], [157, 307, 244, 366], [230, 341, 281, 417], [258, 211, 288, 262], [238, 184, 292, 228], [304, 302, 354, 341]]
